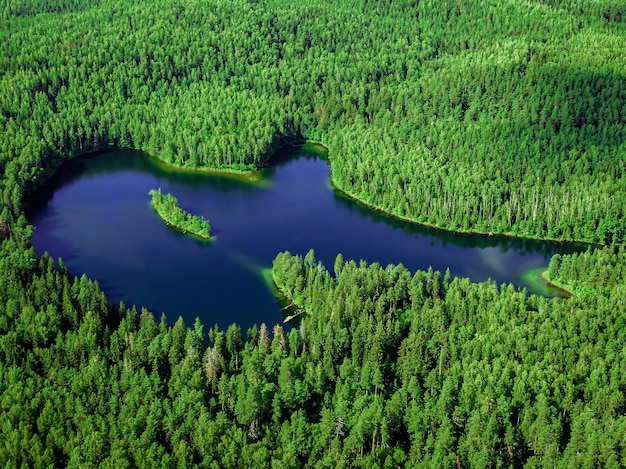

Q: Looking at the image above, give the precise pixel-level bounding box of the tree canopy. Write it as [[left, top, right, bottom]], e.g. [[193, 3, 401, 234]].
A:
[[149, 188, 212, 240], [0, 0, 625, 243], [1, 241, 625, 466], [1, 0, 625, 466]]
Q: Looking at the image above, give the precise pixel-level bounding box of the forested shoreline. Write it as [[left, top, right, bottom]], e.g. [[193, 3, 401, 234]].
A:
[[1, 241, 625, 467], [1, 0, 626, 466], [1, 0, 625, 244], [544, 245, 626, 298]]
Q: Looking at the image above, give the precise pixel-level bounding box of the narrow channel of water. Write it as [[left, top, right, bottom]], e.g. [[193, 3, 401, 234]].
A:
[[27, 145, 584, 330]]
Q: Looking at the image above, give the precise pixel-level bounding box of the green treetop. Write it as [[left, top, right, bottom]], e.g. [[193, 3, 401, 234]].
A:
[[149, 188, 211, 240]]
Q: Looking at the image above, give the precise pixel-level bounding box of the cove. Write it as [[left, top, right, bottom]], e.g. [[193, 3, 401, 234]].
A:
[[27, 145, 585, 331]]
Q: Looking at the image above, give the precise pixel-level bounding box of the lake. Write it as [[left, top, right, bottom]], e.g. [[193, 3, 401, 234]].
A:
[[28, 145, 584, 330]]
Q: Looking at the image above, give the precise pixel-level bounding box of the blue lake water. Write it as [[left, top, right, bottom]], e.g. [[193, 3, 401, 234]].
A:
[[28, 145, 583, 330]]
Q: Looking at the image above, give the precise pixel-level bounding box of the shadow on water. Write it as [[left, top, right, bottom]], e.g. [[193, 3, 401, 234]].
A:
[[261, 142, 329, 177], [27, 149, 266, 217]]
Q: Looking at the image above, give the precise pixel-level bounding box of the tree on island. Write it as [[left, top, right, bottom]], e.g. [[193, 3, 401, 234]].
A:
[[149, 188, 211, 240]]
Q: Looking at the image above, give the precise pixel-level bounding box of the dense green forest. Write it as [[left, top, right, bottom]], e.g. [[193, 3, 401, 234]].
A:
[[1, 241, 625, 467], [1, 0, 625, 243], [149, 188, 212, 240], [1, 0, 626, 466], [545, 245, 626, 298]]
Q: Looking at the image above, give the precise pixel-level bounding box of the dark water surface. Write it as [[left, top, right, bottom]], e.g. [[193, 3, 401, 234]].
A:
[[28, 145, 583, 330]]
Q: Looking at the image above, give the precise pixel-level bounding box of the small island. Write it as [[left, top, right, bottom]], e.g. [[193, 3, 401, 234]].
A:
[[149, 188, 212, 240]]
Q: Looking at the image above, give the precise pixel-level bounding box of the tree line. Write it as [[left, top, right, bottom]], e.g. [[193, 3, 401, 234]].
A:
[[1, 0, 626, 465], [1, 236, 625, 466], [0, 0, 624, 243], [546, 245, 626, 298]]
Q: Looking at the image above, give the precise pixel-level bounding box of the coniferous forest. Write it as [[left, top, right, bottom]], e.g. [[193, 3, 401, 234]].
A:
[[1, 0, 626, 466]]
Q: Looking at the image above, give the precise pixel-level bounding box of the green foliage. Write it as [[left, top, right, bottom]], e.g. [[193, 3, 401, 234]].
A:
[[149, 188, 211, 240], [271, 251, 626, 465], [0, 0, 624, 242], [1, 0, 626, 465], [545, 245, 626, 297], [1, 242, 625, 466]]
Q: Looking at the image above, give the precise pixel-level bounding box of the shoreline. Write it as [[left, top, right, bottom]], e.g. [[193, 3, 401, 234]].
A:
[[33, 142, 609, 249], [71, 140, 329, 183], [269, 268, 310, 324], [151, 208, 212, 242], [539, 271, 575, 298], [327, 174, 601, 248], [145, 153, 261, 179]]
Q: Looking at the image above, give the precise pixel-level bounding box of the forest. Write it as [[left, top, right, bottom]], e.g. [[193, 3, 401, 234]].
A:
[[1, 240, 625, 467], [149, 188, 212, 240], [1, 0, 625, 466], [1, 0, 625, 244]]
